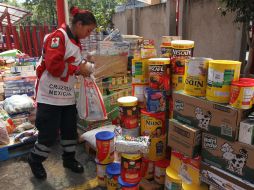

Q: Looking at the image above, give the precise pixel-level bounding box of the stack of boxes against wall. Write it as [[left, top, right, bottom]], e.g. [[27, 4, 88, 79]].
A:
[[169, 41, 254, 189], [78, 31, 133, 130]]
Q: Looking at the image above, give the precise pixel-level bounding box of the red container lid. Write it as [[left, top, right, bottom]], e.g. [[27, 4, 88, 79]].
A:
[[171, 150, 183, 159], [141, 109, 165, 117], [155, 159, 170, 168], [182, 156, 190, 164], [239, 78, 254, 83], [231, 80, 254, 87]]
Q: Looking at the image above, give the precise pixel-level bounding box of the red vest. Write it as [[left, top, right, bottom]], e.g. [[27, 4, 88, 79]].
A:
[[36, 27, 82, 106]]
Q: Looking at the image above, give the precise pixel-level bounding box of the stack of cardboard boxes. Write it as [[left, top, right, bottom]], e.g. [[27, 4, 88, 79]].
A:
[[170, 91, 254, 189]]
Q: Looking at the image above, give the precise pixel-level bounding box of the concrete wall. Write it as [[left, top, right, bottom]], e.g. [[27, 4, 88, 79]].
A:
[[134, 3, 168, 49], [112, 0, 245, 60], [183, 0, 244, 60], [113, 3, 169, 50], [112, 9, 133, 35]]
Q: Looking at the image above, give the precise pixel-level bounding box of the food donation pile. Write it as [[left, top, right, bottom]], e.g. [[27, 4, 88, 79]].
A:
[[93, 35, 254, 190]]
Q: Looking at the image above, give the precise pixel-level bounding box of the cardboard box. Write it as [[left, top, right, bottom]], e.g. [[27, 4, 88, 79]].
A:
[[168, 119, 201, 157], [173, 91, 251, 141], [201, 162, 254, 190], [202, 133, 254, 183], [239, 119, 254, 145], [94, 55, 128, 79], [98, 41, 130, 56]]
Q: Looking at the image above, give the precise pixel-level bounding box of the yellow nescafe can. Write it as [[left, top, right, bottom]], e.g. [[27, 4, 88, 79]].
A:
[[171, 40, 195, 91]]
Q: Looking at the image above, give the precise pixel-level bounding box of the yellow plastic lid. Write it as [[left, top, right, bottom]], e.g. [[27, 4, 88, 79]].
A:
[[209, 60, 241, 65], [117, 96, 138, 107], [148, 58, 170, 64], [182, 183, 208, 190], [166, 167, 182, 184], [171, 40, 194, 49], [121, 153, 142, 160]]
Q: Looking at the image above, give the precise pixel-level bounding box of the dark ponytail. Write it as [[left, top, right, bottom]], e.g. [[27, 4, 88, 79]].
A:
[[70, 6, 97, 26]]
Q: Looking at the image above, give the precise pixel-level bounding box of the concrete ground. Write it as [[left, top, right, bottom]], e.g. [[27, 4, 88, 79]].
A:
[[0, 143, 105, 190]]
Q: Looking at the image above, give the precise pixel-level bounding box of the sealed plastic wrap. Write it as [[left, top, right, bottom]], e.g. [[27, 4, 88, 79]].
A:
[[0, 119, 10, 145], [115, 135, 150, 154], [77, 77, 107, 121], [3, 94, 34, 115]]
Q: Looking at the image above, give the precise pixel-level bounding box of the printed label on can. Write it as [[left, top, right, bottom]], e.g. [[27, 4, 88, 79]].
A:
[[172, 48, 193, 75], [207, 69, 235, 88], [121, 156, 142, 184], [161, 46, 172, 57], [146, 136, 166, 161], [96, 140, 114, 164], [119, 106, 138, 116], [172, 75, 184, 91], [120, 115, 139, 129], [141, 114, 164, 137], [184, 58, 210, 96], [230, 85, 254, 109], [149, 64, 170, 91], [132, 60, 149, 83]]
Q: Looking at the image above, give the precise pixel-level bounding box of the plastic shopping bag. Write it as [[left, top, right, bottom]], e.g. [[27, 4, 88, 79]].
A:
[[77, 77, 107, 121]]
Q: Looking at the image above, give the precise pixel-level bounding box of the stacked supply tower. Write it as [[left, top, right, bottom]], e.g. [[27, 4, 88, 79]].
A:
[[117, 96, 142, 189], [140, 58, 171, 185], [132, 39, 157, 108]]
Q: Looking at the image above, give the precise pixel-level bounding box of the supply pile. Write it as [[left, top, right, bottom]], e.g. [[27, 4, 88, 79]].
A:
[[0, 50, 37, 150], [92, 33, 254, 190]]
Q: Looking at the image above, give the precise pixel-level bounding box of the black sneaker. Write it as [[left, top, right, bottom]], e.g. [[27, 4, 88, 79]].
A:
[[63, 159, 84, 173], [28, 156, 47, 180]]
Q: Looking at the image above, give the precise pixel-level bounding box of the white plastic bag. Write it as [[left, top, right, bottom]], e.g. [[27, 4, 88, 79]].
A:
[[3, 94, 34, 115], [77, 77, 107, 121]]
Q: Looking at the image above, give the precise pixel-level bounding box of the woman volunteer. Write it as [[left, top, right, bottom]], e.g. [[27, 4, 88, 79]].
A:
[[28, 6, 97, 180]]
